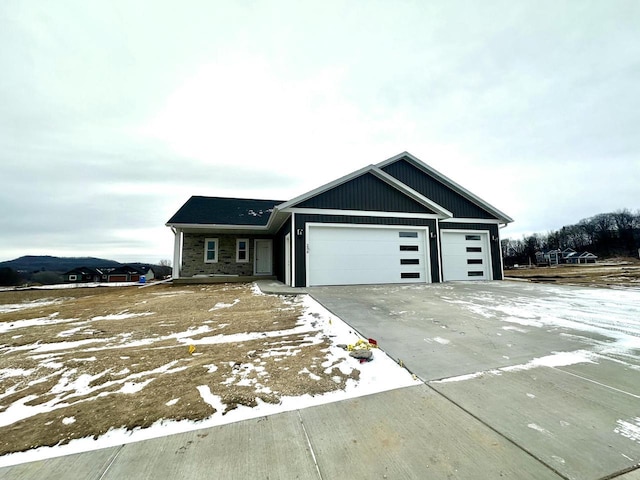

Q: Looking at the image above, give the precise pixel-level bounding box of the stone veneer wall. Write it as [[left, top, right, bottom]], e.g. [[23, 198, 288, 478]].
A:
[[181, 234, 264, 277]]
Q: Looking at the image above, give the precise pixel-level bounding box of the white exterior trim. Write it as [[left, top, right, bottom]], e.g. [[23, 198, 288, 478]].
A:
[[167, 223, 270, 231], [290, 213, 296, 287], [439, 218, 503, 224], [236, 238, 249, 263], [204, 238, 219, 263], [283, 207, 442, 220], [172, 228, 182, 278], [284, 232, 291, 286]]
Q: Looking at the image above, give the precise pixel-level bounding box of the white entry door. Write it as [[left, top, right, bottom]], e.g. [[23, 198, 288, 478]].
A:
[[441, 230, 491, 281], [254, 239, 273, 275], [307, 225, 429, 286]]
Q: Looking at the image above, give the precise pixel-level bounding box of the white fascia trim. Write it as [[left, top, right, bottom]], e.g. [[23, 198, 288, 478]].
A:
[[166, 223, 270, 231], [283, 207, 442, 220], [439, 218, 503, 224], [377, 152, 514, 224]]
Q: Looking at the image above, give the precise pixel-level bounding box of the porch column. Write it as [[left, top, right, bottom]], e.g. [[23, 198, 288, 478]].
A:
[[172, 228, 182, 279]]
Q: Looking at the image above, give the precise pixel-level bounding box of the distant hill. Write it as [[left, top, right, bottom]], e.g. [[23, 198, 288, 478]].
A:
[[0, 256, 123, 273]]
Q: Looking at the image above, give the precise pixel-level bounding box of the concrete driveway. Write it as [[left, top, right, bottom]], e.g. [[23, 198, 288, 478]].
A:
[[3, 281, 639, 480], [310, 281, 640, 480]]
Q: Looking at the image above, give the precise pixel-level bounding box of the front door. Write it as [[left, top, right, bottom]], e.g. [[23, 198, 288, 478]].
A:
[[254, 239, 273, 275]]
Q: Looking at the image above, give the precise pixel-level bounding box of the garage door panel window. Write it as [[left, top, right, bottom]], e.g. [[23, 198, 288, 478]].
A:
[[466, 247, 482, 253], [401, 259, 420, 265], [468, 271, 484, 277], [467, 259, 483, 264], [401, 272, 421, 279], [400, 245, 419, 251], [465, 235, 482, 241], [399, 232, 418, 238]]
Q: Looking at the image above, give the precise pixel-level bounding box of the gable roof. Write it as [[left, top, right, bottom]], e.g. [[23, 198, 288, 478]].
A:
[[377, 152, 513, 223], [277, 164, 453, 217], [167, 196, 285, 227], [166, 152, 512, 230], [63, 266, 102, 276]]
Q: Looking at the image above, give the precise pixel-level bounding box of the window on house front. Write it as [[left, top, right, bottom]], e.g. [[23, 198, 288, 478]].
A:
[[204, 238, 218, 263], [236, 239, 249, 263], [69, 274, 77, 281]]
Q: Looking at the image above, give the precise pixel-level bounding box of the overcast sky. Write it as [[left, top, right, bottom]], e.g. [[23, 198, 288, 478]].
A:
[[1, 1, 638, 264]]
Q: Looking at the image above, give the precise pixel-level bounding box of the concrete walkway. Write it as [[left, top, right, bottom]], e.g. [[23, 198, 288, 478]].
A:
[[1, 385, 563, 480], [2, 280, 639, 479]]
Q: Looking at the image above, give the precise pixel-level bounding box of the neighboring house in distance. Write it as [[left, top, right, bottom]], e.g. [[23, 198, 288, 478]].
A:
[[166, 151, 514, 287], [536, 248, 597, 265], [135, 265, 156, 281], [565, 251, 598, 264], [106, 265, 153, 282], [63, 267, 103, 283]]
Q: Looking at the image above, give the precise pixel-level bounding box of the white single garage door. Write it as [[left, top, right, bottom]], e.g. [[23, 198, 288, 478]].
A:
[[441, 231, 491, 281], [307, 225, 430, 286]]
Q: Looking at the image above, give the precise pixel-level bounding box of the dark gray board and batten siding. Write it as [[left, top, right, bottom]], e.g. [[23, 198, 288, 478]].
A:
[[381, 160, 499, 219], [296, 173, 436, 214]]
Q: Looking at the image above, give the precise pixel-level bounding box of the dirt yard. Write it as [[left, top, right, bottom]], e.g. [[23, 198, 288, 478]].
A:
[[0, 283, 360, 456], [505, 258, 640, 288]]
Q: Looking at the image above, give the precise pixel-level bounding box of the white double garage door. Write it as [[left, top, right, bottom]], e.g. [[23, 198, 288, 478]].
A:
[[306, 224, 492, 286]]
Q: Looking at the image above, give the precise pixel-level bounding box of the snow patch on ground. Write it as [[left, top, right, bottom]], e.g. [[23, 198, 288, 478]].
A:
[[209, 299, 240, 310], [615, 417, 640, 444], [0, 299, 65, 314], [91, 312, 154, 321], [527, 423, 552, 436], [0, 289, 420, 468], [433, 350, 597, 383]]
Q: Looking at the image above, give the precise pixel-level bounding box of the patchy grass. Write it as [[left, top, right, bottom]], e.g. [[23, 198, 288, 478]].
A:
[[0, 283, 360, 456], [505, 258, 640, 288]]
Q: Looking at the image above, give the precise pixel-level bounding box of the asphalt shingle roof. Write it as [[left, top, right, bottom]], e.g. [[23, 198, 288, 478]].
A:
[[166, 196, 285, 226]]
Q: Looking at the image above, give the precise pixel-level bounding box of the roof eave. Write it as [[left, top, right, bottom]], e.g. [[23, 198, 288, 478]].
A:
[[166, 223, 270, 230]]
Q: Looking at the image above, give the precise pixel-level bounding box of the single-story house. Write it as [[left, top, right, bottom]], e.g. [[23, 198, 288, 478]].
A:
[[166, 152, 514, 287], [106, 265, 150, 282], [63, 267, 103, 283], [565, 251, 598, 264]]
